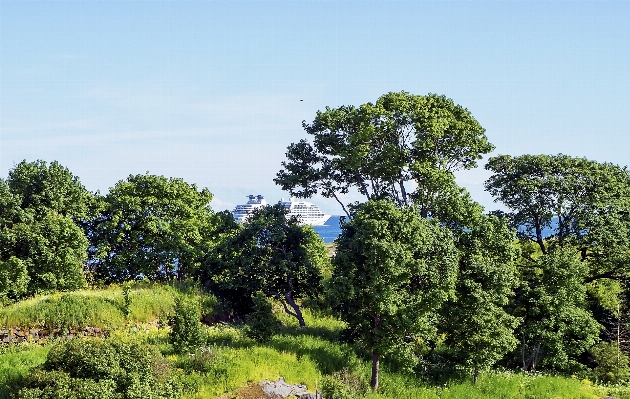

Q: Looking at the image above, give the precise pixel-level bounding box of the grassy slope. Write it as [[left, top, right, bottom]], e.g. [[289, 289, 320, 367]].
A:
[[1, 285, 629, 399]]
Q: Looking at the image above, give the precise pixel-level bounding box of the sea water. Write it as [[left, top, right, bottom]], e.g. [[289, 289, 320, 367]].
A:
[[314, 216, 559, 244], [313, 216, 343, 243]]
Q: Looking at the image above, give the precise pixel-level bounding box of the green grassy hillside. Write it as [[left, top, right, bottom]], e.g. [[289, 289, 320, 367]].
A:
[[1, 285, 629, 399]]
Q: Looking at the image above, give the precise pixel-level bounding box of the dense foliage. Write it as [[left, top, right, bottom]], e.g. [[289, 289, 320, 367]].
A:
[[88, 174, 216, 283], [331, 200, 459, 390], [17, 338, 182, 399], [201, 204, 328, 325], [275, 91, 493, 218], [0, 161, 90, 299]]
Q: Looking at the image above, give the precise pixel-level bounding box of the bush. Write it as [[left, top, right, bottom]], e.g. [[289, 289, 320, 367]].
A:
[[244, 292, 278, 343], [169, 295, 205, 353], [591, 341, 630, 384], [16, 338, 182, 399], [320, 368, 368, 399]]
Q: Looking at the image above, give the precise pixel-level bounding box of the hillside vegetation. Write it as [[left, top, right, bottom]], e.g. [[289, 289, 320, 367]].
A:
[[0, 285, 629, 399]]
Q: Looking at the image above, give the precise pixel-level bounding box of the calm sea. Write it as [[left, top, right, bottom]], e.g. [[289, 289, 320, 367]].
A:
[[314, 216, 559, 244], [313, 216, 343, 243]]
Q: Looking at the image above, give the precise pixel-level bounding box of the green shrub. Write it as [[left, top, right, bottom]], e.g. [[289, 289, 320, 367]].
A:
[[321, 368, 368, 399], [176, 346, 218, 373], [168, 295, 204, 353], [16, 338, 182, 399], [244, 292, 277, 343], [591, 341, 630, 384], [18, 370, 117, 399]]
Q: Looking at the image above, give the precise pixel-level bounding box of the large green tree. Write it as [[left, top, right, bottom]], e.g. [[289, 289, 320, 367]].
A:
[[330, 200, 459, 391], [275, 92, 493, 219], [89, 174, 215, 282], [439, 215, 519, 383], [6, 160, 94, 221], [484, 154, 629, 371], [0, 161, 91, 296], [203, 204, 327, 325]]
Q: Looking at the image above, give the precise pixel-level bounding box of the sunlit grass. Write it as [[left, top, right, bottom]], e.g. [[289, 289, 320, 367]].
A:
[[0, 344, 49, 399], [1, 285, 630, 399], [0, 284, 177, 329]]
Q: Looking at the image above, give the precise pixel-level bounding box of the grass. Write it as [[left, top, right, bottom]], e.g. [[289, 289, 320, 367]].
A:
[[0, 344, 49, 398], [0, 283, 177, 329], [2, 284, 630, 399]]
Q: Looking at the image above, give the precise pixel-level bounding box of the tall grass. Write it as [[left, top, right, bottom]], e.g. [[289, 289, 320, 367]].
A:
[[0, 344, 49, 399], [0, 283, 178, 329]]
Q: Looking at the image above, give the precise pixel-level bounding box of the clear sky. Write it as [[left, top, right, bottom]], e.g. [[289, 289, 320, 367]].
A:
[[1, 1, 629, 215]]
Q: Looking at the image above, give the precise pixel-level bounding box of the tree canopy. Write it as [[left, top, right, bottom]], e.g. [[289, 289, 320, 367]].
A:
[[275, 92, 493, 218], [0, 161, 90, 297], [439, 214, 519, 383], [485, 154, 630, 282], [202, 204, 327, 325], [89, 173, 215, 282]]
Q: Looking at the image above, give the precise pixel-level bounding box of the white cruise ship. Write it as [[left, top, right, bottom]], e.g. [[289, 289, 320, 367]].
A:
[[232, 195, 268, 223], [281, 197, 331, 226], [232, 195, 330, 226]]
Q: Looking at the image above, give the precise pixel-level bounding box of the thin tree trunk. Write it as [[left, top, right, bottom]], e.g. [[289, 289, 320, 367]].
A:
[[332, 192, 351, 219], [535, 217, 546, 255], [284, 291, 306, 327], [371, 351, 380, 391], [399, 179, 407, 206], [522, 335, 527, 371], [371, 315, 381, 391]]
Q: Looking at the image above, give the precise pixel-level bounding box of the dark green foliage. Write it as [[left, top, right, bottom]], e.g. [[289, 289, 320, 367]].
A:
[[5, 160, 93, 221], [0, 257, 29, 300], [514, 247, 601, 372], [331, 200, 459, 390], [590, 341, 630, 384], [0, 161, 91, 298], [485, 154, 630, 282], [169, 295, 205, 353], [439, 215, 519, 383], [16, 338, 181, 399], [203, 204, 326, 325], [89, 173, 215, 283], [485, 154, 630, 373], [245, 292, 278, 343]]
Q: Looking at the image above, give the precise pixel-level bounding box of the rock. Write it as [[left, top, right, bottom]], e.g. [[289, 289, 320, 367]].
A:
[[296, 393, 319, 399], [258, 377, 309, 398]]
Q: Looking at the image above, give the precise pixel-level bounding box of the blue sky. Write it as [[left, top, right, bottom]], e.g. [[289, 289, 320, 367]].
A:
[[1, 1, 629, 215]]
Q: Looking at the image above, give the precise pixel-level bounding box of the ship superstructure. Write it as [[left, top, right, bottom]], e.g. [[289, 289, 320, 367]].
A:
[[232, 195, 268, 223], [281, 197, 331, 226]]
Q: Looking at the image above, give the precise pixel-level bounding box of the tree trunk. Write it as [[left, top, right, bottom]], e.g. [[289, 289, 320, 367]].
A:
[[284, 291, 306, 327], [371, 315, 381, 391], [535, 217, 546, 255], [473, 342, 480, 384], [371, 351, 380, 391]]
